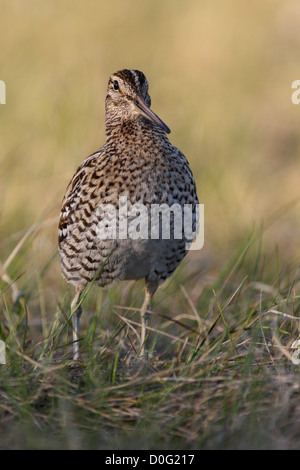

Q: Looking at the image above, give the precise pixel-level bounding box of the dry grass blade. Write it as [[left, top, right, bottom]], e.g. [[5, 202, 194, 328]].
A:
[[0, 216, 57, 279], [115, 311, 195, 348], [0, 261, 22, 303]]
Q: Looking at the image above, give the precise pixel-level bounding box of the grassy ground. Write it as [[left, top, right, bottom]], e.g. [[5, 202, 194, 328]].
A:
[[1, 0, 300, 450], [1, 226, 300, 449]]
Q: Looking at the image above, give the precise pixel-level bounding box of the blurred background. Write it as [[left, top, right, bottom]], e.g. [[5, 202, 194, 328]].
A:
[[0, 0, 300, 310]]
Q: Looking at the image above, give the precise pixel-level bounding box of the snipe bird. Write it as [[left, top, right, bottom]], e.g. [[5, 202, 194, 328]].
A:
[[58, 69, 198, 361]]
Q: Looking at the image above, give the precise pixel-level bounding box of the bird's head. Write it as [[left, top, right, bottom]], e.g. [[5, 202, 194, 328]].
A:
[[105, 69, 170, 134]]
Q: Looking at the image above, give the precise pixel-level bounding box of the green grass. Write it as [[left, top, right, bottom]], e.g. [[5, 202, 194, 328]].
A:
[[1, 227, 300, 450]]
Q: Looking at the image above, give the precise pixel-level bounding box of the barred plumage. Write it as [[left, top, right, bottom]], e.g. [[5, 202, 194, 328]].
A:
[[58, 69, 198, 360]]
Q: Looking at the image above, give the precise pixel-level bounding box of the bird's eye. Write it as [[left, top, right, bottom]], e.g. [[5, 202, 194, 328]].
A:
[[113, 80, 119, 91]]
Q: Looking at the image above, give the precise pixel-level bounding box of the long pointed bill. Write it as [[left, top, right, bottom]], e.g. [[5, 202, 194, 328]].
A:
[[134, 95, 171, 134]]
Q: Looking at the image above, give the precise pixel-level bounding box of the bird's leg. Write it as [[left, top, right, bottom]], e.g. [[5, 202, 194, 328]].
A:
[[70, 289, 83, 361], [139, 281, 158, 359]]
